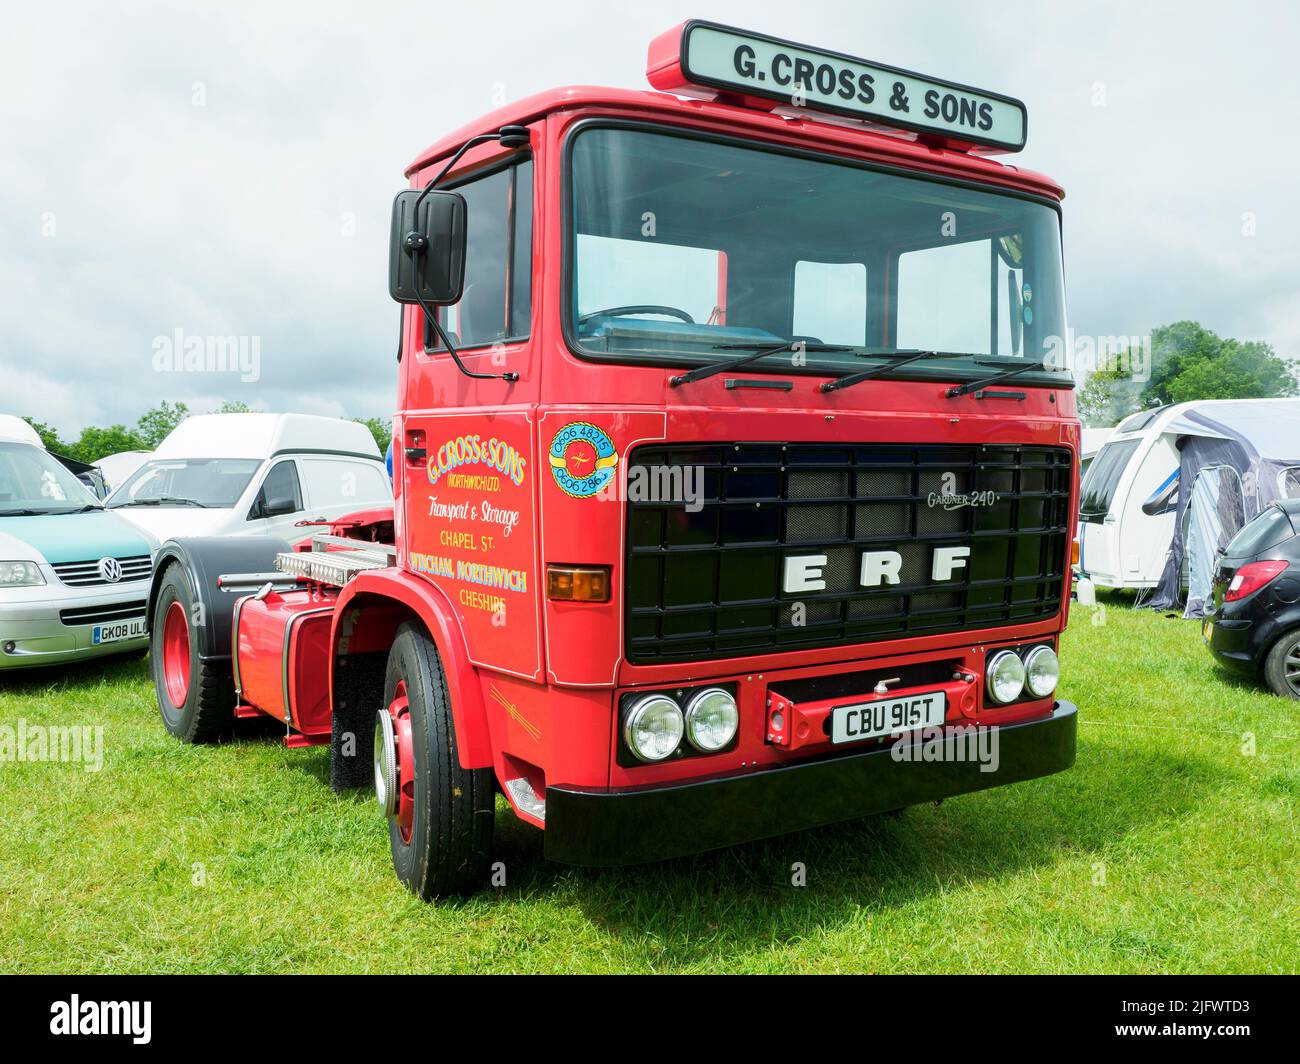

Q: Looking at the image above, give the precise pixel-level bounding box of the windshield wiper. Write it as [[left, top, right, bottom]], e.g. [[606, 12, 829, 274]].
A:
[[113, 496, 208, 508], [946, 358, 1063, 398], [669, 341, 853, 387], [820, 350, 962, 393], [0, 508, 44, 516]]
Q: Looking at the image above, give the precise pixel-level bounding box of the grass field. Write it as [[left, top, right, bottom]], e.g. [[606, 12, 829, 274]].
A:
[[1, 598, 1296, 973]]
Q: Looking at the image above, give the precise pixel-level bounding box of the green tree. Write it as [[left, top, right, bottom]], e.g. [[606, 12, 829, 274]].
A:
[[213, 400, 257, 414], [1078, 362, 1139, 427], [1141, 321, 1296, 406], [69, 425, 146, 464], [136, 401, 190, 449], [354, 417, 392, 454]]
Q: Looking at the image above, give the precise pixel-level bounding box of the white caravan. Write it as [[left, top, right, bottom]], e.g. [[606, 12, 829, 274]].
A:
[[105, 413, 392, 543], [1077, 398, 1300, 597]]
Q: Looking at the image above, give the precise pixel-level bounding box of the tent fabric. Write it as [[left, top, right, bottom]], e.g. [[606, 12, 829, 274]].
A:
[[1150, 404, 1300, 615], [1181, 464, 1244, 616]]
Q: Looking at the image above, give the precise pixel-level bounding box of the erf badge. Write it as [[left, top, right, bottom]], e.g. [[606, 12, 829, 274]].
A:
[[549, 421, 618, 498]]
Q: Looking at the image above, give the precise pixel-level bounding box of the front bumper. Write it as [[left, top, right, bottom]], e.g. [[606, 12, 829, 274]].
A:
[[0, 585, 150, 671], [545, 700, 1077, 866]]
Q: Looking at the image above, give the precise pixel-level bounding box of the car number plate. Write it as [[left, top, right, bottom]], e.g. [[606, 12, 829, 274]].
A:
[[830, 690, 947, 745], [92, 619, 146, 645]]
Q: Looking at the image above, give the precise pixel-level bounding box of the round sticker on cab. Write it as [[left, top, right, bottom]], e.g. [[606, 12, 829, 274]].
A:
[[549, 422, 619, 498]]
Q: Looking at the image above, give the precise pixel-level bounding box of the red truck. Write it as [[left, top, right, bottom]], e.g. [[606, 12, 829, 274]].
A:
[[147, 21, 1079, 898]]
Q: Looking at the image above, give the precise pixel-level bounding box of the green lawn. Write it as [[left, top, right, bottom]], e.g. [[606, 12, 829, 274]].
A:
[[1, 599, 1296, 973]]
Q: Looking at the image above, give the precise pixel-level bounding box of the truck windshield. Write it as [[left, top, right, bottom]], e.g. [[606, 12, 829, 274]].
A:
[[568, 127, 1069, 382], [0, 442, 99, 515], [107, 458, 261, 509]]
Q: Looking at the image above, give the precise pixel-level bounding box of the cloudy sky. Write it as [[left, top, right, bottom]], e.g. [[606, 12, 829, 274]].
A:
[[2, 0, 1297, 434]]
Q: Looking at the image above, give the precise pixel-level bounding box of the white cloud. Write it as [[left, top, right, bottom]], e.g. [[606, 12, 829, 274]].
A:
[[1, 0, 1298, 434]]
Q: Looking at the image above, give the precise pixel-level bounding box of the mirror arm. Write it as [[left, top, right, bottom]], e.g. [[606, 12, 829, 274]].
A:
[[403, 124, 529, 384], [412, 133, 499, 215], [425, 313, 519, 383]]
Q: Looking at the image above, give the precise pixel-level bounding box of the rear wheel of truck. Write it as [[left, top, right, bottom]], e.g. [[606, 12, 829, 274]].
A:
[[1262, 628, 1300, 699], [150, 564, 234, 742], [377, 622, 494, 898]]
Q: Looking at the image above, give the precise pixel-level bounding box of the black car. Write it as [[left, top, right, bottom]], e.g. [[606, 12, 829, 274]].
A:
[[1203, 498, 1300, 697]]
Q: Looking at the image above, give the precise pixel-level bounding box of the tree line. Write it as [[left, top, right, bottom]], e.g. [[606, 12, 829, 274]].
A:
[[1079, 321, 1297, 427], [23, 401, 393, 464]]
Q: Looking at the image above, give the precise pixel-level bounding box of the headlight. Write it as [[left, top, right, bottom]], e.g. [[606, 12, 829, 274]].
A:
[[683, 687, 739, 752], [1024, 645, 1060, 698], [623, 694, 684, 762], [0, 561, 45, 587], [985, 650, 1026, 704]]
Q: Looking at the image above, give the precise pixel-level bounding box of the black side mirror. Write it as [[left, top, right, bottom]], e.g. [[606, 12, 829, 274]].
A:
[[389, 189, 467, 306], [258, 495, 296, 519]]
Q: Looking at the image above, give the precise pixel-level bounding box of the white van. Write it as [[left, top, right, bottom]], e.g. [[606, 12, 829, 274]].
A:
[[105, 414, 392, 543]]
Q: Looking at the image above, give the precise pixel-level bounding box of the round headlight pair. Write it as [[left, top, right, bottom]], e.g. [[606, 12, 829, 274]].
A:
[[985, 645, 1059, 704], [623, 688, 738, 762]]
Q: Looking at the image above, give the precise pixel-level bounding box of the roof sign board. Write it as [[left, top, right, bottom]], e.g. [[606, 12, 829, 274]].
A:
[[647, 20, 1028, 153]]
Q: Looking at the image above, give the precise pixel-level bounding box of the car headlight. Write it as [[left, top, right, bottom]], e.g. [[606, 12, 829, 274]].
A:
[[623, 694, 684, 762], [985, 650, 1026, 704], [1024, 645, 1060, 698], [0, 561, 45, 587], [683, 687, 739, 752]]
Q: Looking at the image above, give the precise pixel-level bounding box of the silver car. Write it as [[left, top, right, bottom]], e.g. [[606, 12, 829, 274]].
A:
[[0, 439, 158, 672]]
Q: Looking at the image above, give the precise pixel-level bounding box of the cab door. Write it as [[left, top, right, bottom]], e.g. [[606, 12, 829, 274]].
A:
[[396, 151, 543, 682]]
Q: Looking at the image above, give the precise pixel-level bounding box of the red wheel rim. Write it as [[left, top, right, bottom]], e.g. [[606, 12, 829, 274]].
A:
[[387, 680, 415, 844], [161, 601, 191, 707]]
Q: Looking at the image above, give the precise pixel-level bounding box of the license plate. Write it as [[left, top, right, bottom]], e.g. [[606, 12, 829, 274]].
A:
[[830, 690, 947, 745], [92, 619, 146, 645]]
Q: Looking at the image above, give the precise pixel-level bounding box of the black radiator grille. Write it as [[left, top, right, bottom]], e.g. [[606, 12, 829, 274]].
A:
[[625, 442, 1072, 663]]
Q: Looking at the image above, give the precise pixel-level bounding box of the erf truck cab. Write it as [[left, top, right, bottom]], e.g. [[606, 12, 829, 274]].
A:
[[147, 21, 1079, 898]]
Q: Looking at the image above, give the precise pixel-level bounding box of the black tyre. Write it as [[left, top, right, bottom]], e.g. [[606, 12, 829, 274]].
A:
[[382, 623, 494, 898], [1263, 629, 1300, 699], [150, 563, 234, 742]]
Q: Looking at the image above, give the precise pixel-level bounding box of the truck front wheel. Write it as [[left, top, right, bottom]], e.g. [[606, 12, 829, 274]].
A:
[[377, 623, 494, 898]]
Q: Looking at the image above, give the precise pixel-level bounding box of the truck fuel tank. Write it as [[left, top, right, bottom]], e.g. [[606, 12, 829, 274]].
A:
[[233, 586, 336, 737]]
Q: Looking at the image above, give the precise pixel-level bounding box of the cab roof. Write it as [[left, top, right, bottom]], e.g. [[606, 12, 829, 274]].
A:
[[405, 85, 1063, 202]]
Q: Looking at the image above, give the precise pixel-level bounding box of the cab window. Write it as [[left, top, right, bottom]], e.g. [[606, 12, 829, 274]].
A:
[[793, 261, 866, 345], [427, 158, 533, 351], [575, 235, 725, 327], [897, 237, 1026, 356]]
